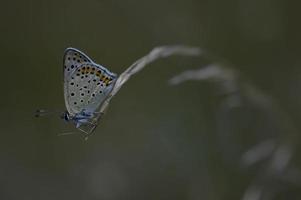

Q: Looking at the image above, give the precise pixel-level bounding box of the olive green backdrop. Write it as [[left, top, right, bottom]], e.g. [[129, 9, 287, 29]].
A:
[[0, 0, 300, 199]]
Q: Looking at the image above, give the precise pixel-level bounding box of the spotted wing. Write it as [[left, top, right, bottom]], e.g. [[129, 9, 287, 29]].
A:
[[64, 62, 117, 116], [63, 48, 94, 115], [63, 47, 94, 79]]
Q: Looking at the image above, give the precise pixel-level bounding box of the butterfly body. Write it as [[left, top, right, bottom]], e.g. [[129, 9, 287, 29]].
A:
[[63, 48, 117, 135], [62, 109, 95, 129]]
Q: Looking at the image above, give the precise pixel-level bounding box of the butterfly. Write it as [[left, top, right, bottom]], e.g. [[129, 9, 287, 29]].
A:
[[36, 46, 201, 139], [61, 48, 117, 135]]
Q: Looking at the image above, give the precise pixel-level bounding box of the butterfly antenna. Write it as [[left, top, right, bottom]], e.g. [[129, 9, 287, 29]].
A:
[[35, 109, 62, 117]]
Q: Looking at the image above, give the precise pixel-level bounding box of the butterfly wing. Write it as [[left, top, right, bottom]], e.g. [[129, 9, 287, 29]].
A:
[[63, 48, 94, 115], [63, 48, 93, 78], [64, 61, 117, 116]]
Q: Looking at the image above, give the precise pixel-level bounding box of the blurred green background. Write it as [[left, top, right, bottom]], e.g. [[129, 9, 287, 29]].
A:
[[0, 0, 300, 199]]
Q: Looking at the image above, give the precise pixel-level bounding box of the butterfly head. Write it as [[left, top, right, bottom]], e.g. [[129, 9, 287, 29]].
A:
[[61, 111, 71, 122]]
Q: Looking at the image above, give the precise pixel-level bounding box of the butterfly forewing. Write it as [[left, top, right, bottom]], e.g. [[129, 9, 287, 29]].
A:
[[63, 48, 95, 115], [65, 62, 117, 116], [63, 48, 93, 78]]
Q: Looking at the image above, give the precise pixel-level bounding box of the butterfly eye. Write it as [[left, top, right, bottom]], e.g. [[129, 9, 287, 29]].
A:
[[62, 112, 69, 121]]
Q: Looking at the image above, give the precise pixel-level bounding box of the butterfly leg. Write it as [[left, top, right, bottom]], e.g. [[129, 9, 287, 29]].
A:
[[78, 123, 97, 140]]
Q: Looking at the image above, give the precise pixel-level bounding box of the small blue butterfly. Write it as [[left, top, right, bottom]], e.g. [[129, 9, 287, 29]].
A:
[[62, 48, 117, 135]]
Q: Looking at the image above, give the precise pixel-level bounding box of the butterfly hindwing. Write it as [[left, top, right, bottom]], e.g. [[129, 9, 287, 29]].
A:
[[64, 62, 117, 116]]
